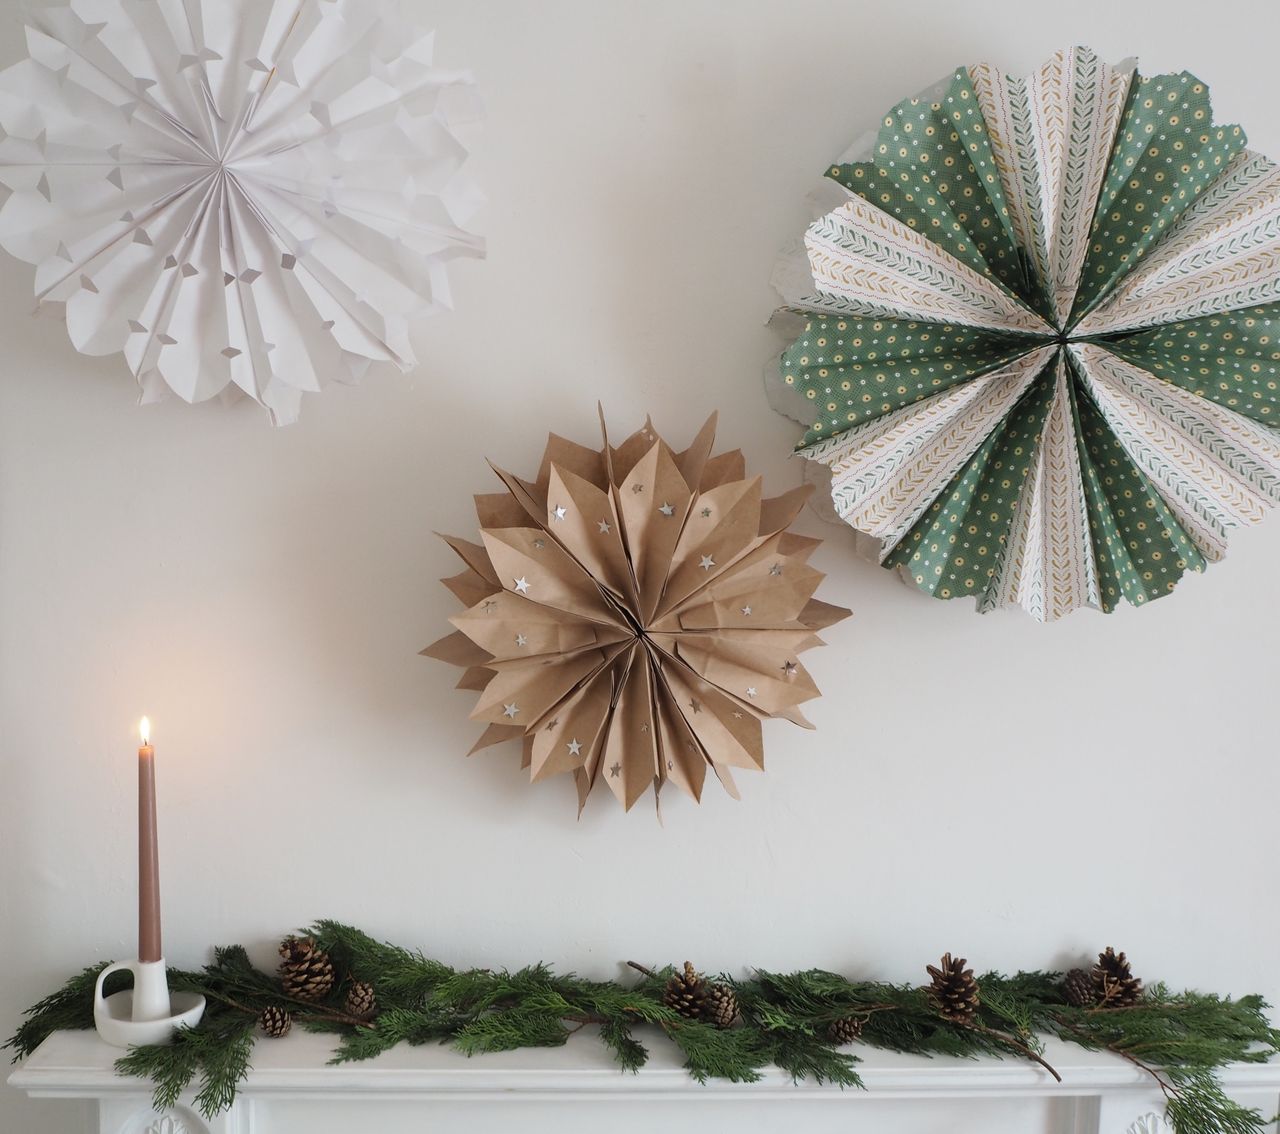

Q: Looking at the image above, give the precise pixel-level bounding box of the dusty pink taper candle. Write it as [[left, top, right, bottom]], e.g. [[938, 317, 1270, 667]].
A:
[[138, 717, 162, 964]]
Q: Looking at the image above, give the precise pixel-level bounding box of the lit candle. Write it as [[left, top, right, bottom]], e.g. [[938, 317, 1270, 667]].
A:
[[137, 717, 162, 964]]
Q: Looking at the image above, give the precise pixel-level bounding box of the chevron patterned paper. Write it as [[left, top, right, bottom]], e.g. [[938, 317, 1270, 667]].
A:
[[780, 46, 1280, 619]]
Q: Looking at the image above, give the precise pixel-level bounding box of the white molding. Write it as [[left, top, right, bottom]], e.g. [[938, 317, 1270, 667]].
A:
[[97, 1100, 219, 1134], [10, 1030, 1280, 1134]]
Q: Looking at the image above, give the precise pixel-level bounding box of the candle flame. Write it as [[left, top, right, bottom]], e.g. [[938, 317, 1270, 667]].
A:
[[139, 716, 151, 745]]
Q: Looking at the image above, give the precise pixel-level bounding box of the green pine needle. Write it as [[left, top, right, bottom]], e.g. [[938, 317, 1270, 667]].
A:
[[3, 964, 113, 1060], [7, 924, 1278, 1134], [114, 1008, 254, 1119], [598, 1018, 648, 1074], [666, 1019, 769, 1084]]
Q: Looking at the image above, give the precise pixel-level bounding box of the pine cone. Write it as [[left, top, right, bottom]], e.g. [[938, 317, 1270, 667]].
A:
[[345, 979, 377, 1019], [663, 961, 708, 1020], [1092, 947, 1142, 1007], [258, 1005, 292, 1038], [704, 982, 739, 1029], [279, 936, 335, 1002], [926, 953, 980, 1024], [827, 1015, 865, 1044], [1062, 967, 1098, 1008]]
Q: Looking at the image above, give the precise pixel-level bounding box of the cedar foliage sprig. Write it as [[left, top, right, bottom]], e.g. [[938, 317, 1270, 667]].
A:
[[6, 927, 1278, 1134], [5, 965, 119, 1062]]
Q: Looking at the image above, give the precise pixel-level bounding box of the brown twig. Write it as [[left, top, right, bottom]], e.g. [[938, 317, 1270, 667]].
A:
[[1082, 1004, 1144, 1015], [563, 1018, 602, 1036], [626, 961, 658, 978], [1056, 1017, 1175, 1100], [966, 1022, 1062, 1083], [202, 989, 373, 1030]]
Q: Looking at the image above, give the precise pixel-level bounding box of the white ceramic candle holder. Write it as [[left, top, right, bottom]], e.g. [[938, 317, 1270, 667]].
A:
[[93, 959, 205, 1048]]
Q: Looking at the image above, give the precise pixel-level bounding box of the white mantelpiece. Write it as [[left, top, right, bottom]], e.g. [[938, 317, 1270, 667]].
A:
[[10, 1030, 1280, 1134]]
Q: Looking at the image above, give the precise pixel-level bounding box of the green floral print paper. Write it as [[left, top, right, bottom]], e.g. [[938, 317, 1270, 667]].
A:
[[778, 47, 1280, 619]]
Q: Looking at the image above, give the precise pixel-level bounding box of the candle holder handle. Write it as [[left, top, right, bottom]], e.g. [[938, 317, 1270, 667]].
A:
[[93, 958, 205, 1049]]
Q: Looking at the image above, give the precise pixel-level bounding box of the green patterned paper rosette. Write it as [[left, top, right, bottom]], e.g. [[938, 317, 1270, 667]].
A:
[[775, 46, 1280, 620]]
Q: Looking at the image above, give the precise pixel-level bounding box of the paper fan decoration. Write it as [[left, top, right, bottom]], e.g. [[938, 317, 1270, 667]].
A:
[[773, 46, 1280, 619], [0, 0, 483, 424], [423, 412, 851, 813]]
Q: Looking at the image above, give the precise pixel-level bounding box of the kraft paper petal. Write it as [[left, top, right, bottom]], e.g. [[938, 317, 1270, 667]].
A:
[[658, 628, 828, 656], [469, 649, 610, 727], [777, 532, 825, 562], [710, 761, 741, 801], [424, 414, 850, 812], [456, 666, 495, 692], [442, 568, 499, 609], [485, 464, 548, 529], [480, 528, 619, 625], [668, 537, 826, 623], [653, 678, 708, 802], [609, 419, 664, 484], [468, 723, 523, 756], [451, 594, 622, 660], [439, 534, 501, 585], [600, 655, 660, 811], [421, 630, 491, 668], [699, 449, 747, 491], [674, 576, 824, 629], [527, 674, 614, 782], [658, 479, 765, 616], [673, 638, 819, 717], [758, 485, 814, 539], [474, 492, 531, 530], [545, 464, 636, 605], [537, 434, 610, 494], [658, 661, 765, 773], [616, 441, 693, 622], [775, 706, 817, 729], [675, 413, 719, 491], [798, 598, 854, 631]]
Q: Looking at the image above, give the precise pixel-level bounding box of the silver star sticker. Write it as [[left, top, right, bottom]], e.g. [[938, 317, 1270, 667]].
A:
[[741, 605, 752, 616], [640, 722, 650, 733], [769, 563, 783, 576], [481, 599, 498, 613], [533, 538, 547, 550], [699, 555, 715, 571], [667, 760, 674, 771], [515, 634, 528, 647], [609, 762, 622, 778], [701, 507, 712, 518], [732, 711, 744, 719], [658, 502, 674, 517], [513, 576, 530, 594], [566, 738, 582, 756], [598, 519, 612, 534], [546, 718, 560, 730], [746, 687, 758, 698], [781, 660, 798, 677], [503, 702, 520, 718], [689, 698, 701, 714], [552, 505, 567, 521], [631, 483, 644, 494]]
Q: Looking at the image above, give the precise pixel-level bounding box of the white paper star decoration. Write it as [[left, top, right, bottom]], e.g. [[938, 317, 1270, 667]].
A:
[[0, 0, 484, 424]]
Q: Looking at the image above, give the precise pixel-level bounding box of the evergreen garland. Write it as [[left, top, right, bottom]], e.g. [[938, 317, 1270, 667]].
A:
[[6, 922, 1278, 1134]]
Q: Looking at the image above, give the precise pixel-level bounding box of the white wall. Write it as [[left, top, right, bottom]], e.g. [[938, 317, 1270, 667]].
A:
[[3, 1, 1279, 1130]]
